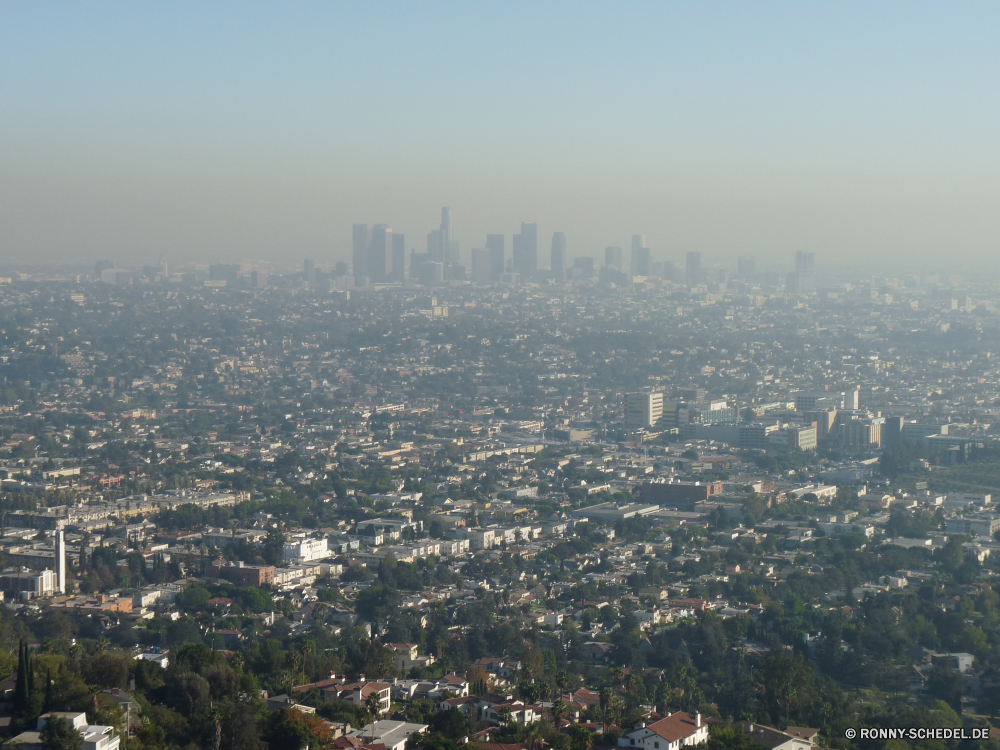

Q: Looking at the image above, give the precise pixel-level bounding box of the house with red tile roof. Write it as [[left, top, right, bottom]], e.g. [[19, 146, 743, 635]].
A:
[[617, 712, 709, 750]]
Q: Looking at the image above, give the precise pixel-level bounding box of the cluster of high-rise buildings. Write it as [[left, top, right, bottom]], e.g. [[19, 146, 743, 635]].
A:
[[352, 208, 659, 287], [91, 205, 826, 296]]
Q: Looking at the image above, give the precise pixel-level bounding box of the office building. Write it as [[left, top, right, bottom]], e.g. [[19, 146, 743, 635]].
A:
[[441, 207, 460, 266], [283, 538, 329, 564], [625, 391, 664, 430], [353, 224, 371, 283], [471, 248, 498, 285], [671, 400, 738, 425], [512, 222, 538, 279], [737, 256, 755, 280], [303, 258, 316, 288], [834, 412, 884, 448], [427, 229, 444, 262], [738, 423, 781, 449], [551, 232, 566, 281], [441, 206, 451, 257], [368, 225, 392, 283], [0, 568, 57, 599], [794, 391, 843, 412], [425, 207, 460, 275], [410, 252, 444, 284], [207, 559, 276, 587], [391, 234, 406, 282], [786, 425, 818, 451], [604, 246, 623, 270], [571, 256, 594, 279], [685, 251, 701, 287], [631, 234, 651, 277], [639, 480, 725, 506], [486, 234, 505, 280], [56, 529, 66, 594]]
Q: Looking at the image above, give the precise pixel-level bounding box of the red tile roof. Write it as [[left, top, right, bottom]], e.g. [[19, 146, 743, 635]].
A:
[[645, 713, 703, 742]]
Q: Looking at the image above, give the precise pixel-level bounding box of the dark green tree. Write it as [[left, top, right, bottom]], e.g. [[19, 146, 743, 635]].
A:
[[40, 715, 84, 750]]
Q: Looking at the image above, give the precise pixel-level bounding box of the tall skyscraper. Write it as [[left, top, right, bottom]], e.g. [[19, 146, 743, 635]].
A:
[[630, 235, 650, 276], [303, 258, 316, 287], [56, 529, 66, 594], [368, 224, 392, 283], [794, 251, 816, 293], [604, 246, 623, 270], [737, 255, 756, 280], [438, 206, 460, 268], [486, 234, 505, 281], [685, 251, 702, 287], [391, 234, 406, 282], [427, 228, 444, 262], [551, 232, 566, 281], [426, 207, 459, 272], [441, 207, 451, 247], [512, 222, 537, 279], [352, 224, 371, 282]]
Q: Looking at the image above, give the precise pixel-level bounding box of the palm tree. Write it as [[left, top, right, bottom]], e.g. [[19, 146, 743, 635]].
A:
[[555, 670, 570, 698], [551, 698, 567, 727], [600, 686, 613, 726], [523, 721, 544, 750], [366, 692, 382, 743], [610, 667, 625, 688], [365, 691, 382, 724]]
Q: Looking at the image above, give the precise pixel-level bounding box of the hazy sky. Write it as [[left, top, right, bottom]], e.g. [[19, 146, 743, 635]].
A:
[[2, 2, 999, 272]]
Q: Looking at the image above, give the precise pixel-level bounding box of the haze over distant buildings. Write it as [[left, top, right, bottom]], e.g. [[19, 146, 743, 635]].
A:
[[2, 4, 999, 272]]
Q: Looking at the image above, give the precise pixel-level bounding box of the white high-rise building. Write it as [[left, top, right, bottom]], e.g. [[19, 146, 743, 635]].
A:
[[56, 529, 66, 594], [625, 391, 664, 430]]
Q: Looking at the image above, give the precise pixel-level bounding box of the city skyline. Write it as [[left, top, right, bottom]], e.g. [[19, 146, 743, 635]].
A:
[[2, 3, 999, 272]]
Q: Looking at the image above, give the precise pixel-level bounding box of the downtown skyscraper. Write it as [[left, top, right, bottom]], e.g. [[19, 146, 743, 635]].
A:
[[551, 232, 566, 281], [512, 221, 537, 279]]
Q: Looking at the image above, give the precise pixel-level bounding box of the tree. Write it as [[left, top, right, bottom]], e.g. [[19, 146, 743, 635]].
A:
[[600, 686, 613, 725], [82, 653, 130, 690], [40, 716, 83, 750], [555, 670, 570, 697], [517, 680, 539, 704], [551, 698, 567, 726], [14, 641, 28, 717], [496, 705, 514, 728], [927, 666, 964, 714], [467, 665, 488, 696], [366, 691, 383, 728], [608, 695, 626, 727]]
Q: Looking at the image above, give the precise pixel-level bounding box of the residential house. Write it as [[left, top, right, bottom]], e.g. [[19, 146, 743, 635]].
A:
[[617, 713, 709, 750]]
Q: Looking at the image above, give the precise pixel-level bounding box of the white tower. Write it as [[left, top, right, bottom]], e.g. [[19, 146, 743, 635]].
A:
[[56, 529, 66, 594]]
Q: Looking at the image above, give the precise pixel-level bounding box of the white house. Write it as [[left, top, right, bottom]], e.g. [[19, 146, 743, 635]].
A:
[[13, 712, 120, 750], [618, 713, 708, 750], [283, 537, 329, 564], [349, 720, 428, 750]]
